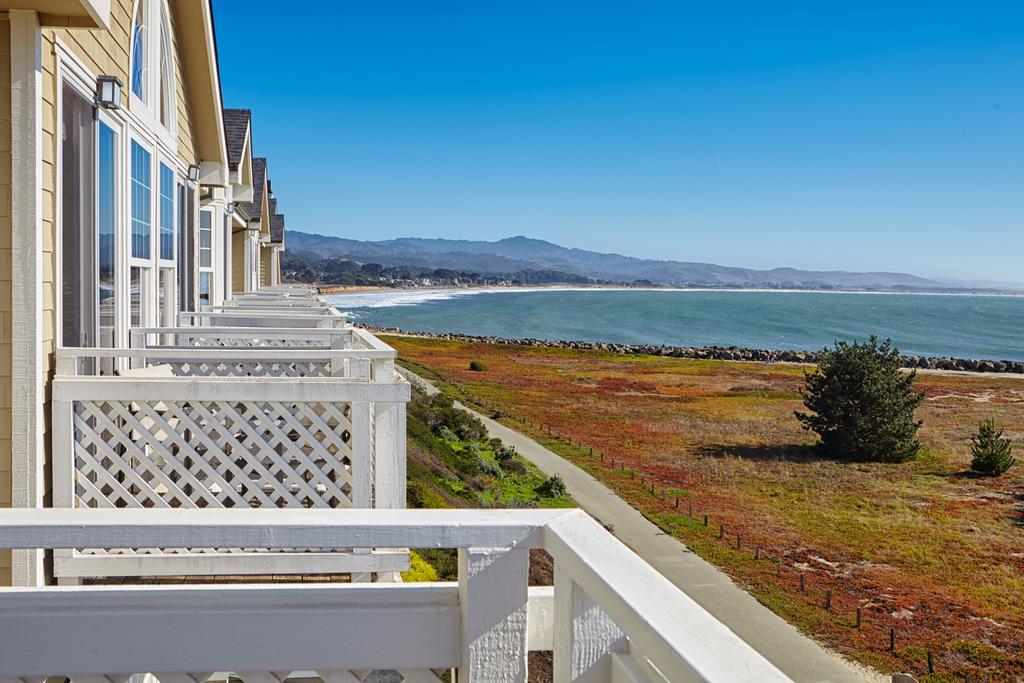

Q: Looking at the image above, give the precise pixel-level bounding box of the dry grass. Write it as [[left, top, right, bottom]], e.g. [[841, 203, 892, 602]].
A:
[[386, 335, 1024, 681]]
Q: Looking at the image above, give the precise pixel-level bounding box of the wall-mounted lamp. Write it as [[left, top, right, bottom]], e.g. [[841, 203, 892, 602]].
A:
[[187, 164, 201, 182], [96, 75, 123, 110], [226, 202, 236, 214]]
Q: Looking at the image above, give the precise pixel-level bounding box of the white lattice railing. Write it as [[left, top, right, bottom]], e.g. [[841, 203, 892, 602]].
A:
[[212, 305, 339, 315], [0, 509, 791, 682], [51, 372, 409, 579], [178, 310, 348, 329], [126, 326, 396, 379]]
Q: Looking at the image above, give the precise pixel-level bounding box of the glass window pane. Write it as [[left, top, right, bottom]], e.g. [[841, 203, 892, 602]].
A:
[[158, 266, 175, 326], [159, 162, 174, 260], [131, 0, 146, 99], [199, 271, 211, 311], [130, 266, 145, 328], [60, 82, 96, 348], [130, 140, 151, 259], [98, 122, 116, 349], [199, 209, 212, 268]]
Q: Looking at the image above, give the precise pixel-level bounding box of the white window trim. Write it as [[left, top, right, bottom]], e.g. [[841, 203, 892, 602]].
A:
[[128, 0, 178, 154], [55, 42, 132, 353]]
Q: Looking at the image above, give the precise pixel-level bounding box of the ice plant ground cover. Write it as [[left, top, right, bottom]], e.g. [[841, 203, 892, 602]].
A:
[[385, 334, 1024, 681]]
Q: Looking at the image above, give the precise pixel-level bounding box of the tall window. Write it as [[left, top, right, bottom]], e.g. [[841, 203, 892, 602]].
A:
[[158, 162, 174, 260], [131, 0, 176, 133], [177, 183, 195, 312], [130, 141, 151, 259], [199, 210, 212, 268], [130, 0, 147, 100], [199, 272, 211, 311], [60, 83, 96, 348], [98, 122, 117, 349]]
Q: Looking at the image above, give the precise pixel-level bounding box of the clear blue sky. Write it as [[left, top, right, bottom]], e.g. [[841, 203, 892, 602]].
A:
[[213, 1, 1024, 283]]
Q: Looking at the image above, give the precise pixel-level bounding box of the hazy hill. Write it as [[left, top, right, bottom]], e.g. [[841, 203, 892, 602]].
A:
[[288, 232, 944, 290]]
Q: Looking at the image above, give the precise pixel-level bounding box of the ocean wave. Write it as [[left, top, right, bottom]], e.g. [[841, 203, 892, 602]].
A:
[[325, 288, 487, 310]]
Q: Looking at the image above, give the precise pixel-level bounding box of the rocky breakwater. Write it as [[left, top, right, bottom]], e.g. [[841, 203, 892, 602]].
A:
[[365, 327, 1024, 375]]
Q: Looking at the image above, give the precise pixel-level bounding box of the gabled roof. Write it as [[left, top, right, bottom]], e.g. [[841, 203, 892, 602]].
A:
[[224, 109, 251, 171], [238, 156, 266, 219], [270, 214, 285, 244]]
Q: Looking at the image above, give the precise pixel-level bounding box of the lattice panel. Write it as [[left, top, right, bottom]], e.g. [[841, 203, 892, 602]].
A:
[[188, 337, 330, 348], [162, 360, 333, 378], [72, 398, 354, 511]]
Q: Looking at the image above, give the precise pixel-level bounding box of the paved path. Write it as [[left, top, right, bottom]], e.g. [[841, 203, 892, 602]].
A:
[[400, 367, 879, 683]]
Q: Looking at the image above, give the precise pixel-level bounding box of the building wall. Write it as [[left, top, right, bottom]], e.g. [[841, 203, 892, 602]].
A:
[[0, 0, 202, 586], [231, 228, 245, 293], [0, 13, 12, 586], [259, 244, 271, 288]]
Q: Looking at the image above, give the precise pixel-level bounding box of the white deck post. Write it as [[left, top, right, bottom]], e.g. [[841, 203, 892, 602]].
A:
[[553, 564, 627, 682], [374, 401, 406, 510], [458, 545, 530, 682], [10, 7, 44, 588], [349, 401, 373, 583]]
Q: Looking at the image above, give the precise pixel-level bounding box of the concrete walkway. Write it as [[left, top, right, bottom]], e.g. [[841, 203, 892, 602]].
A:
[[400, 367, 879, 683]]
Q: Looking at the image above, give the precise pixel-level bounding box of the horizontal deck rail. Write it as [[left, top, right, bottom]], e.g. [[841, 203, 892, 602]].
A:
[[51, 375, 408, 579], [179, 310, 348, 329], [60, 346, 396, 382], [0, 509, 791, 682]]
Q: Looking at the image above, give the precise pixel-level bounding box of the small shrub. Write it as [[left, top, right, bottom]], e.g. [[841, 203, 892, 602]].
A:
[[496, 445, 518, 462], [970, 419, 1015, 476], [796, 336, 923, 462], [477, 456, 502, 477], [538, 474, 567, 499], [503, 458, 528, 475], [438, 426, 459, 443], [469, 360, 488, 372], [401, 551, 440, 583], [464, 442, 481, 455]]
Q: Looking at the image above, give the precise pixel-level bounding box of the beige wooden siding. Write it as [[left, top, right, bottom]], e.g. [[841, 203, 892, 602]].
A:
[[0, 14, 12, 586], [260, 246, 271, 288], [232, 229, 245, 292]]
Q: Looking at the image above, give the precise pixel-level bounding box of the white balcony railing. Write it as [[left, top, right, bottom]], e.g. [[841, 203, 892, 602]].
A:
[[0, 508, 792, 682], [179, 309, 349, 328], [124, 326, 396, 380], [52, 341, 409, 579]]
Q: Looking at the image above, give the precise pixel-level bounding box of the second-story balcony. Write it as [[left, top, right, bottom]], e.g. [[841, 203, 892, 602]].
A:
[[52, 291, 409, 581]]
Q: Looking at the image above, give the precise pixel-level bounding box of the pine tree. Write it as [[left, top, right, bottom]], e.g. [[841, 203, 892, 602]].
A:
[[796, 336, 923, 462], [970, 419, 1015, 476]]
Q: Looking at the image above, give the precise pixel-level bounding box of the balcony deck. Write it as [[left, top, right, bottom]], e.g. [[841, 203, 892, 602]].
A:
[[0, 508, 792, 682]]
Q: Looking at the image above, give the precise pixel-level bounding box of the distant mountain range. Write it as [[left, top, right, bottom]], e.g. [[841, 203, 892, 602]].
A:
[[287, 231, 964, 291]]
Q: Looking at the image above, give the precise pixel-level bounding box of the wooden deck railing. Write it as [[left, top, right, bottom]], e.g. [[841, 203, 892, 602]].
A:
[[0, 508, 792, 682], [51, 330, 408, 579], [178, 309, 348, 328]]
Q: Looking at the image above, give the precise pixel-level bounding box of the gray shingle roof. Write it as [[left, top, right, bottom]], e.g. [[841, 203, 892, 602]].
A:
[[238, 157, 266, 219], [270, 213, 285, 244], [223, 109, 250, 171]]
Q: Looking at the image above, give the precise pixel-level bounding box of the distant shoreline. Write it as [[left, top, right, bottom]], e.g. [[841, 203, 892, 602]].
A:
[[317, 282, 1024, 298], [367, 327, 1024, 375]]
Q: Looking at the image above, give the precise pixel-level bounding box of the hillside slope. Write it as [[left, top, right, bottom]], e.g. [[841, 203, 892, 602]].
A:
[[288, 231, 941, 289]]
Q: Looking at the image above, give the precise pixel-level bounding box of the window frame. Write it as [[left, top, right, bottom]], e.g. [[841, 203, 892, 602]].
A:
[[55, 45, 131, 356], [128, 0, 178, 151]]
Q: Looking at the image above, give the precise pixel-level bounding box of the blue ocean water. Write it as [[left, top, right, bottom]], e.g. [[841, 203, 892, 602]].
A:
[[327, 288, 1024, 361]]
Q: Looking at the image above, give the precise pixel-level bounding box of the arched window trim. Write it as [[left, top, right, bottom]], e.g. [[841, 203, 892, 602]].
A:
[[128, 0, 177, 144]]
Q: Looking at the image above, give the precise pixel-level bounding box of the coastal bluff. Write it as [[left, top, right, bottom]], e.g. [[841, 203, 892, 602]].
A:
[[367, 327, 1024, 375]]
